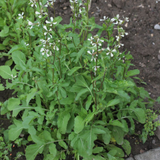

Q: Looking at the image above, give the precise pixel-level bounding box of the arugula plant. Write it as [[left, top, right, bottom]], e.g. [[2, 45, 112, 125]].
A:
[[0, 0, 158, 159]]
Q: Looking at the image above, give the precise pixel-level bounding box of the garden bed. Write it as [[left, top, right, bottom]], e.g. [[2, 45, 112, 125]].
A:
[[0, 0, 160, 159]]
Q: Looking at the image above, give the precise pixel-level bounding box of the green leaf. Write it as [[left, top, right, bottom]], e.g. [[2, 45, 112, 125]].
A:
[[128, 118, 135, 134], [68, 67, 81, 76], [93, 147, 103, 154], [107, 99, 120, 108], [25, 144, 45, 160], [117, 90, 130, 101], [112, 126, 124, 145], [8, 120, 23, 141], [0, 26, 9, 37], [0, 65, 12, 79], [12, 51, 26, 70], [139, 87, 149, 98], [107, 145, 124, 158], [8, 45, 25, 54], [0, 44, 5, 50], [133, 108, 146, 124], [84, 112, 94, 125], [0, 84, 4, 91], [7, 98, 20, 111], [58, 141, 68, 150], [126, 69, 140, 77], [60, 97, 74, 105], [5, 59, 13, 66], [76, 47, 85, 63], [157, 97, 160, 104], [58, 112, 71, 134], [26, 88, 37, 106], [122, 139, 131, 155], [75, 88, 89, 100], [59, 87, 67, 98], [101, 128, 111, 145], [85, 95, 92, 110], [74, 116, 84, 134], [109, 120, 124, 128], [91, 72, 104, 82]]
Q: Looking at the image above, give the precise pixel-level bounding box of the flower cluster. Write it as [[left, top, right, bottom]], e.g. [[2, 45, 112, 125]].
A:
[[44, 0, 55, 8], [29, 0, 37, 7]]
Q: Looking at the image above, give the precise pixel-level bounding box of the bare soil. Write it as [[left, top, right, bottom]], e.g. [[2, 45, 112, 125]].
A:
[[1, 0, 160, 159]]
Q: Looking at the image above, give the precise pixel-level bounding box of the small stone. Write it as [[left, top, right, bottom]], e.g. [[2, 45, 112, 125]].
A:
[[151, 34, 153, 37], [125, 23, 128, 27], [154, 24, 160, 30], [63, 7, 67, 10], [112, 0, 125, 9], [158, 54, 160, 60], [152, 139, 156, 145], [108, 4, 112, 7]]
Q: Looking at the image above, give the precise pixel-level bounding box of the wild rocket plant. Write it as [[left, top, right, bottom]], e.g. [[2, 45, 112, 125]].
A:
[[0, 0, 159, 160]]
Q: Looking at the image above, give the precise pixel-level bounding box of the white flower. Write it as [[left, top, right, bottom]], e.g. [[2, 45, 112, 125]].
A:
[[100, 16, 107, 21], [43, 26, 48, 30], [18, 12, 24, 19], [125, 17, 129, 22], [45, 17, 57, 26], [35, 11, 40, 15], [28, 20, 33, 26]]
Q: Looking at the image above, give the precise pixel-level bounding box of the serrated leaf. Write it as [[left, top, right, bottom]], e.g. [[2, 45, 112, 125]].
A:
[[122, 139, 131, 155], [133, 108, 146, 124], [0, 65, 12, 79], [25, 144, 45, 160], [68, 67, 81, 76], [26, 88, 37, 106], [107, 99, 120, 107], [74, 116, 84, 134]]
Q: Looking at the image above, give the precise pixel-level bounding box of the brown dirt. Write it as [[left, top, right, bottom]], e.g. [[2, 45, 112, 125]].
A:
[[1, 0, 160, 159]]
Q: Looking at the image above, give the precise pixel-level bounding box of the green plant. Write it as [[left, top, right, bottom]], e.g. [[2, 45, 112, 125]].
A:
[[0, 128, 12, 160], [141, 109, 160, 143], [0, 0, 158, 160]]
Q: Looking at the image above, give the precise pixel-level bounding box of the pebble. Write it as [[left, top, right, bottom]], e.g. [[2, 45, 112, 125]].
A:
[[108, 4, 112, 8], [152, 139, 156, 145], [158, 54, 160, 60], [154, 24, 160, 30]]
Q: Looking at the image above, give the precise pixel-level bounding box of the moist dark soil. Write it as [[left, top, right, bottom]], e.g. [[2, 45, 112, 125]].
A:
[[1, 0, 160, 159]]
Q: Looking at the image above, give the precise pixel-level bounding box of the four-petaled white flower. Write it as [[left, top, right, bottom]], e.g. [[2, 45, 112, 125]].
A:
[[100, 16, 107, 21]]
